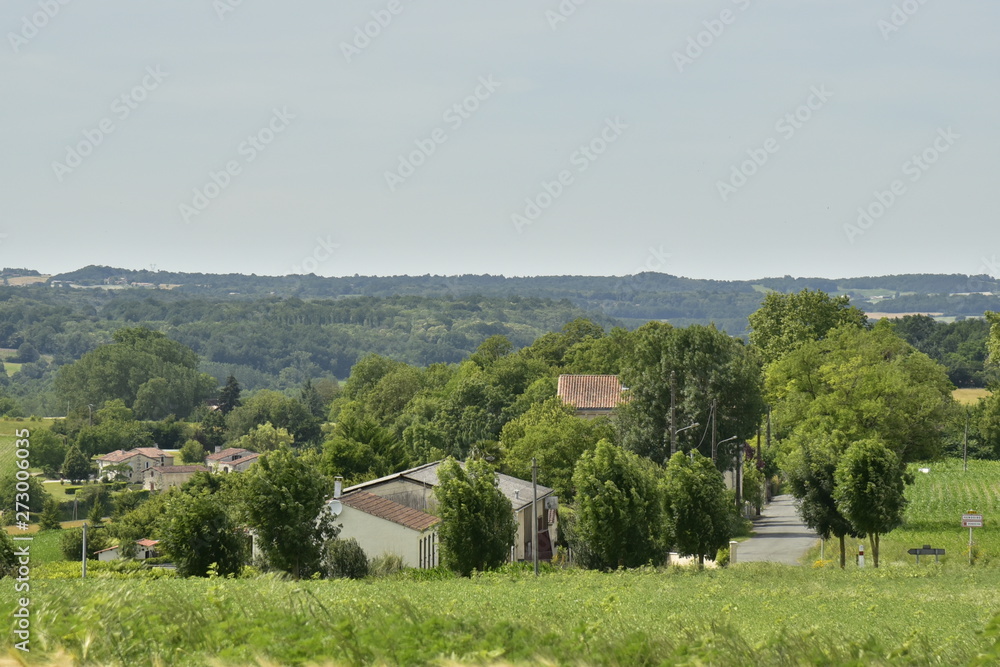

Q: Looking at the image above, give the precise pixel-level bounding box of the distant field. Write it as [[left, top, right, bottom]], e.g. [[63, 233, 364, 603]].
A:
[[865, 311, 944, 320], [954, 388, 992, 405], [5, 275, 50, 286]]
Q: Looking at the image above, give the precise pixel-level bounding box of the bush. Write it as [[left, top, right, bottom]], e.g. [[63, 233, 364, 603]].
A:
[[369, 553, 405, 577], [715, 546, 730, 568], [323, 538, 369, 579], [60, 526, 110, 560]]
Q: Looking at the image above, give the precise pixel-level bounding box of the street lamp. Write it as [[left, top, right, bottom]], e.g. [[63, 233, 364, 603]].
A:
[[674, 422, 699, 458], [714, 435, 738, 463]]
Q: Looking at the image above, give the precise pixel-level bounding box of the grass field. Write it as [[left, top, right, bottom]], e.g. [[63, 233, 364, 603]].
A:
[[954, 387, 993, 405], [1, 458, 998, 665], [2, 565, 999, 665]]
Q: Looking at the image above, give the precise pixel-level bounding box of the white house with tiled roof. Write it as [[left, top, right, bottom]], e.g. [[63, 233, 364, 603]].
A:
[[556, 374, 626, 419], [341, 461, 557, 563], [332, 490, 440, 568], [96, 447, 174, 482], [96, 538, 160, 562], [206, 447, 259, 473]]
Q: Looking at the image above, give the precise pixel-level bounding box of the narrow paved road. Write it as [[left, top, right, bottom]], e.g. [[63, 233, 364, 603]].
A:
[[736, 495, 818, 565]]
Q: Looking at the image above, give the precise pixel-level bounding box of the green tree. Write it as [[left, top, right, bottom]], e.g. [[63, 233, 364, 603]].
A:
[[60, 525, 109, 560], [500, 397, 611, 500], [231, 422, 294, 453], [617, 323, 766, 465], [320, 415, 407, 483], [88, 492, 109, 525], [748, 289, 868, 366], [225, 390, 321, 445], [0, 530, 17, 577], [179, 439, 206, 464], [38, 497, 63, 530], [784, 430, 860, 567], [834, 438, 910, 568], [434, 457, 516, 576], [218, 375, 242, 415], [54, 327, 216, 420], [28, 430, 68, 478], [197, 408, 227, 452], [767, 323, 956, 462], [571, 440, 667, 569], [161, 490, 247, 577], [61, 445, 92, 483], [663, 451, 732, 567], [242, 446, 336, 578], [0, 473, 48, 516]]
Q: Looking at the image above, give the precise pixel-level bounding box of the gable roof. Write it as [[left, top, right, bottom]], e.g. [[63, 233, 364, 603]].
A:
[[97, 449, 132, 463], [227, 453, 260, 466], [207, 447, 252, 461], [97, 447, 170, 463], [340, 491, 440, 532], [345, 461, 554, 512], [556, 374, 625, 410]]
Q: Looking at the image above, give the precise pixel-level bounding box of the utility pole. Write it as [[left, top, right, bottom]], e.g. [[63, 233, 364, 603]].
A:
[[669, 371, 678, 457], [82, 522, 88, 579], [710, 398, 717, 462], [532, 458, 539, 577], [964, 409, 969, 473]]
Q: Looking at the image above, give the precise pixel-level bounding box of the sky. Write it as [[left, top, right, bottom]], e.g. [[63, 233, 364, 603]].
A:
[[2, 0, 998, 281]]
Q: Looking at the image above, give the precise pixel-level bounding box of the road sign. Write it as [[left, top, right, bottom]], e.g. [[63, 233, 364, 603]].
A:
[[962, 513, 984, 528], [907, 545, 945, 556]]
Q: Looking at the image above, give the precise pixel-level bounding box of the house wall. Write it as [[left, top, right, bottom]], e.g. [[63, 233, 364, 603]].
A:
[[145, 470, 199, 491], [336, 506, 437, 568], [97, 547, 120, 562]]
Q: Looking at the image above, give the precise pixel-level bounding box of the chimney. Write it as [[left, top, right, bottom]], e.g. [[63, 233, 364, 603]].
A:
[[334, 476, 343, 499], [514, 490, 519, 500]]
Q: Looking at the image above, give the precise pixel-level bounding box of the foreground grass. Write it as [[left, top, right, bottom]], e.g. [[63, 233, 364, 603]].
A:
[[4, 565, 1000, 665]]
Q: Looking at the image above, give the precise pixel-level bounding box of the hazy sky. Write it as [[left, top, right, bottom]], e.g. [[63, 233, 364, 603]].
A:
[[3, 0, 998, 280]]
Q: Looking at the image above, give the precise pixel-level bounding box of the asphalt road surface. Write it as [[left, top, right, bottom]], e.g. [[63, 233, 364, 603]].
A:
[[736, 495, 818, 565]]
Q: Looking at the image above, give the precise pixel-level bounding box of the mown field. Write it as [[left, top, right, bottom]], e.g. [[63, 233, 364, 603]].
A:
[[0, 418, 52, 478]]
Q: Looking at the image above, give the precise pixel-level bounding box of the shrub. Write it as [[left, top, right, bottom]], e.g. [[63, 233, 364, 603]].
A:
[[60, 526, 110, 560], [323, 538, 369, 579], [369, 553, 405, 577], [715, 546, 730, 568]]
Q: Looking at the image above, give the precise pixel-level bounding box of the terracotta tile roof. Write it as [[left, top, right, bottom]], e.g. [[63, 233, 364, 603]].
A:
[[94, 545, 120, 554], [132, 448, 170, 459], [150, 465, 208, 475], [207, 447, 251, 461], [228, 453, 260, 466], [136, 539, 159, 547], [341, 491, 440, 532], [556, 374, 625, 410]]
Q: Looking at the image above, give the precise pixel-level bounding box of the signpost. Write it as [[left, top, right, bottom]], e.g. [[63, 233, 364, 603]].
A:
[[962, 511, 984, 566], [907, 545, 945, 564]]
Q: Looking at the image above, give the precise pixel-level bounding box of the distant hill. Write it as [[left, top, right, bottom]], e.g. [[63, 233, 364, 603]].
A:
[[47, 266, 1000, 334]]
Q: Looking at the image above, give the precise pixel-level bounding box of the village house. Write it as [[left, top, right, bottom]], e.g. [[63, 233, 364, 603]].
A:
[[95, 538, 160, 562], [330, 488, 440, 569], [339, 461, 557, 563], [143, 465, 209, 491], [96, 447, 174, 482], [206, 447, 260, 473], [556, 374, 626, 419]]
